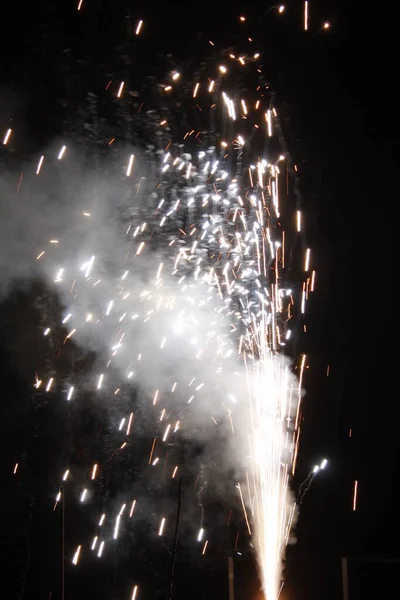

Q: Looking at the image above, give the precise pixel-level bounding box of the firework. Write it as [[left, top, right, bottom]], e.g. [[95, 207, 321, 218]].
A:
[[1, 8, 327, 599]]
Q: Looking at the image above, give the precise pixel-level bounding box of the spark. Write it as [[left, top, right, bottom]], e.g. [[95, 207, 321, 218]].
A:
[[72, 545, 81, 565], [353, 480, 358, 511], [131, 586, 138, 600], [97, 374, 104, 390], [304, 248, 311, 271], [113, 515, 121, 539], [58, 145, 66, 159], [127, 154, 135, 176], [158, 517, 166, 536], [129, 500, 136, 517], [97, 541, 105, 557], [36, 155, 44, 174], [117, 82, 125, 98], [135, 20, 143, 35], [297, 210, 302, 231], [3, 128, 12, 145]]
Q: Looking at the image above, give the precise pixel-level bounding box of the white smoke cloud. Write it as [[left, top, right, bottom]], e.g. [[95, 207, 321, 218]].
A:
[[0, 141, 299, 597]]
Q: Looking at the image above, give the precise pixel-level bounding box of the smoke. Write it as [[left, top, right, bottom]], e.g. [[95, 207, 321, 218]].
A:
[[0, 139, 299, 597]]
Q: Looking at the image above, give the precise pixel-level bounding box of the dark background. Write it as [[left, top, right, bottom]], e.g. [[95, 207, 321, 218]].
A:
[[0, 1, 397, 599]]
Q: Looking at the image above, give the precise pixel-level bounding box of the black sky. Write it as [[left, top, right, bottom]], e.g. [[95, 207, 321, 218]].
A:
[[0, 2, 398, 599]]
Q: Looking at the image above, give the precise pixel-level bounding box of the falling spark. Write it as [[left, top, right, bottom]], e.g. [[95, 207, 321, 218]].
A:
[[72, 545, 81, 565], [58, 145, 66, 159], [36, 155, 44, 174], [3, 128, 12, 145], [131, 586, 138, 600], [114, 515, 121, 539], [127, 154, 135, 176], [304, 248, 311, 271], [97, 374, 104, 390], [353, 480, 358, 511], [135, 20, 143, 35], [297, 210, 302, 231], [158, 517, 166, 536], [97, 541, 105, 557]]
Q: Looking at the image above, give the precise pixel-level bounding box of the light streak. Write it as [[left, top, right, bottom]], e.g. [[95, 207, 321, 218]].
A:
[[58, 145, 66, 159], [36, 155, 44, 175], [72, 545, 81, 565], [127, 154, 135, 176], [158, 517, 166, 536], [3, 128, 12, 145], [353, 480, 358, 511]]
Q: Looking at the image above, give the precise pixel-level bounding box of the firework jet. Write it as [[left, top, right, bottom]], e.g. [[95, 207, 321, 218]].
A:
[[0, 20, 311, 600], [247, 335, 297, 599]]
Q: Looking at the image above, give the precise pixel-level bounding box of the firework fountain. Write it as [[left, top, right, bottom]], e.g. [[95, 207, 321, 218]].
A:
[[1, 8, 321, 600]]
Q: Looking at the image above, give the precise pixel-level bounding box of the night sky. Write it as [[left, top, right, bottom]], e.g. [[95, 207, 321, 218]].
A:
[[0, 2, 398, 600]]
